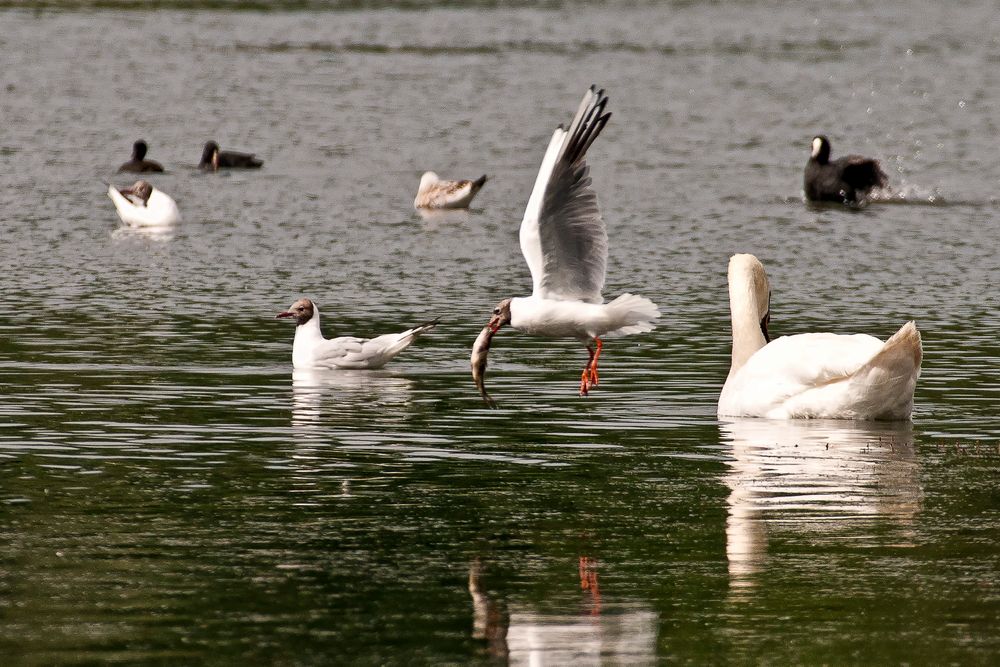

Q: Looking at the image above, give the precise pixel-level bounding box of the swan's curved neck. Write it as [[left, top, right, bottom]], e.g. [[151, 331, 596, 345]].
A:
[[728, 279, 768, 374]]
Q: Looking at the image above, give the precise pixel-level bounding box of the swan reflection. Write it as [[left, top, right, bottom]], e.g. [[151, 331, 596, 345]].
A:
[[469, 558, 658, 665], [291, 368, 414, 432], [720, 418, 922, 594]]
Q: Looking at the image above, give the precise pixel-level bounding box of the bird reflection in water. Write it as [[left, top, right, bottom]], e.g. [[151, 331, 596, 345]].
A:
[[720, 418, 923, 598], [110, 223, 174, 241], [578, 556, 601, 616], [469, 559, 510, 662], [468, 557, 657, 664], [415, 206, 472, 227], [291, 368, 415, 432]]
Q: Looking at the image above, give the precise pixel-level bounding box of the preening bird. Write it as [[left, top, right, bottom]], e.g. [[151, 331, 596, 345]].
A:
[[414, 172, 487, 209], [107, 180, 180, 226]]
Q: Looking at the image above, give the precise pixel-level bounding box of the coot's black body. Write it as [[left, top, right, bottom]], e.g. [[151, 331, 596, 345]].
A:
[[118, 140, 164, 173], [199, 141, 263, 170], [804, 135, 887, 204]]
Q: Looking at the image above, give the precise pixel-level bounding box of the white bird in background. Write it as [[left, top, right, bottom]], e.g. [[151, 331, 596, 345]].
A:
[[718, 253, 922, 420], [276, 298, 438, 370], [414, 171, 487, 209], [471, 86, 660, 406], [107, 180, 180, 227]]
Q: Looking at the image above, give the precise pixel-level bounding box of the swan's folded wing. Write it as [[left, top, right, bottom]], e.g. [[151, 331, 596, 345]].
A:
[[519, 86, 611, 304], [725, 332, 885, 415]]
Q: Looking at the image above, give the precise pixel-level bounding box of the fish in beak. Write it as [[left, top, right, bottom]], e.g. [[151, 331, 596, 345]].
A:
[[471, 298, 511, 408]]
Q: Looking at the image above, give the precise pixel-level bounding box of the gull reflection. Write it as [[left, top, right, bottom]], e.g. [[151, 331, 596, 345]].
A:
[[110, 223, 174, 241], [469, 558, 658, 665], [291, 368, 414, 433], [720, 418, 922, 595], [415, 207, 471, 226]]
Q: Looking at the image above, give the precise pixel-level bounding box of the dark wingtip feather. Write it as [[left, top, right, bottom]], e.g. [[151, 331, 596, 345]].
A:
[[473, 175, 487, 188]]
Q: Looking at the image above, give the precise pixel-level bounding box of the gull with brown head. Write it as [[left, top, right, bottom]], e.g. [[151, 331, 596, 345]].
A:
[[471, 86, 660, 406], [276, 298, 438, 370]]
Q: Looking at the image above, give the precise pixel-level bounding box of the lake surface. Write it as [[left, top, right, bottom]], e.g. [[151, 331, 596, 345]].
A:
[[2, 1, 999, 663]]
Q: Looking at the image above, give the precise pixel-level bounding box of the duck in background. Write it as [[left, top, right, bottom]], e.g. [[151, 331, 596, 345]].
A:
[[804, 135, 887, 205], [199, 141, 263, 171], [117, 140, 164, 173]]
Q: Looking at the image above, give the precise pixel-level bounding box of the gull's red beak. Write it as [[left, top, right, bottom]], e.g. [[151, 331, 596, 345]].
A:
[[275, 311, 293, 319]]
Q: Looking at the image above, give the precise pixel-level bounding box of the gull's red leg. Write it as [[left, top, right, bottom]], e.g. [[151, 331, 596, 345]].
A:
[[588, 338, 603, 387], [580, 344, 596, 395]]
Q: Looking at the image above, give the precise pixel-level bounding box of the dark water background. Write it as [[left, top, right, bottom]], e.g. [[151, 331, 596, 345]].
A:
[[1, 1, 999, 663]]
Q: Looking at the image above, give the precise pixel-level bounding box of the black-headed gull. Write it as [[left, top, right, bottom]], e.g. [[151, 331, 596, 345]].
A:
[[414, 172, 487, 209], [471, 86, 660, 405], [276, 298, 438, 370], [804, 135, 887, 205], [718, 253, 921, 419], [107, 180, 180, 227], [199, 141, 263, 171], [117, 140, 164, 173]]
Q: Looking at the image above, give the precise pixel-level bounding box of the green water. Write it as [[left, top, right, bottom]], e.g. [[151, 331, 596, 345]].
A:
[[2, 1, 999, 663]]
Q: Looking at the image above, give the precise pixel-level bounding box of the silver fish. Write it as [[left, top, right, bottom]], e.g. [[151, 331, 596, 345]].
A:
[[471, 325, 498, 408]]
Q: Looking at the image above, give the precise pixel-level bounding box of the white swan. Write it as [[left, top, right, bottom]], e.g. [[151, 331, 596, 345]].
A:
[[107, 181, 180, 227], [718, 254, 922, 420], [413, 172, 487, 209]]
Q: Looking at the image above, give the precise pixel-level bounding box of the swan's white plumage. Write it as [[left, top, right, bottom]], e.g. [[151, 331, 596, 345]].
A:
[[718, 254, 921, 420], [107, 185, 180, 226]]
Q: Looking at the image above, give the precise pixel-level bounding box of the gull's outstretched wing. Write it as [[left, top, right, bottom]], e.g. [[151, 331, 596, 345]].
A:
[[519, 86, 611, 304]]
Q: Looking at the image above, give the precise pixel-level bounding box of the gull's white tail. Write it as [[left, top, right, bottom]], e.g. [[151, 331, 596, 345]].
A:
[[604, 293, 660, 337], [366, 319, 440, 362]]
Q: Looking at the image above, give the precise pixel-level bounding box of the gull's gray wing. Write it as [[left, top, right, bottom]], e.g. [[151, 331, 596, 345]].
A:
[[519, 86, 611, 304]]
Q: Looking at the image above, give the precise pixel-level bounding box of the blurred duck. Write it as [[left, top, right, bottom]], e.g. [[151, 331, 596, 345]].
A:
[[107, 180, 180, 226], [117, 140, 164, 173], [199, 141, 263, 171], [718, 253, 921, 420], [414, 171, 487, 209], [804, 135, 887, 205]]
